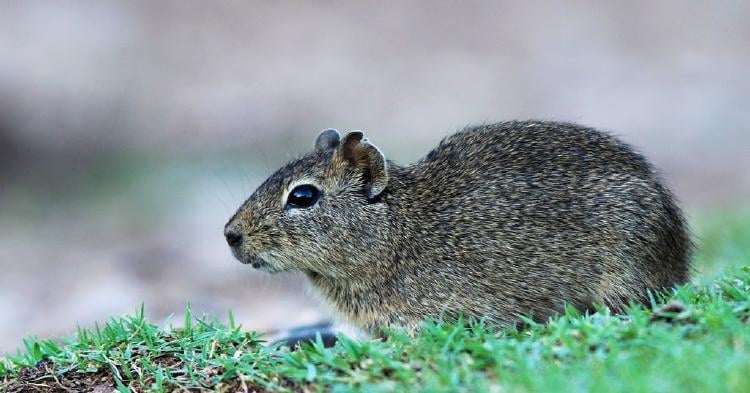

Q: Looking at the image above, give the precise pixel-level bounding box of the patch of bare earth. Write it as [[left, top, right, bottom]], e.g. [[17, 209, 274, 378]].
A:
[[3, 362, 114, 392], [1, 361, 293, 393]]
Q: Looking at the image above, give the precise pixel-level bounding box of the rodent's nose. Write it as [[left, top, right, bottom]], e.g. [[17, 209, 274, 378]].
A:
[[224, 228, 243, 248]]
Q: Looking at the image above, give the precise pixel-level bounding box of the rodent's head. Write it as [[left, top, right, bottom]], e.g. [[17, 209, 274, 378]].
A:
[[224, 129, 391, 279]]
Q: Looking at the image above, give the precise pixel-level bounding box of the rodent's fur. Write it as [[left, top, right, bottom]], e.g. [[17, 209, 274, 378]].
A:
[[225, 121, 691, 333]]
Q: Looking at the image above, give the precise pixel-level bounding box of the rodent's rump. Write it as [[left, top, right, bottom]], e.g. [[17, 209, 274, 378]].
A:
[[225, 121, 691, 333]]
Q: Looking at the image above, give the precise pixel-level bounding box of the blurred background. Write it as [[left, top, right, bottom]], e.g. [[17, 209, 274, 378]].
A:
[[1, 1, 748, 353]]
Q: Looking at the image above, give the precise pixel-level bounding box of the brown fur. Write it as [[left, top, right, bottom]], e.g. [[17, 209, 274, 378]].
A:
[[225, 121, 692, 333]]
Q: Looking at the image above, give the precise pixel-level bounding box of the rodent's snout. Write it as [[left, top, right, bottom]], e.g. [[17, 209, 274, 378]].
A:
[[224, 227, 243, 248]]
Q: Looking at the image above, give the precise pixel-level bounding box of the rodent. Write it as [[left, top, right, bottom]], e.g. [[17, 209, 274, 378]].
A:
[[224, 121, 691, 333]]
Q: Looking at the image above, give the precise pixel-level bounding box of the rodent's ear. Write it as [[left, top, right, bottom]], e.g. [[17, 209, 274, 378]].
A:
[[315, 128, 341, 151], [340, 131, 389, 199]]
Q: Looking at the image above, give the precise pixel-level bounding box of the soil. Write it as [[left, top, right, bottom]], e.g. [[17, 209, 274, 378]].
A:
[[2, 361, 298, 393], [3, 362, 115, 393]]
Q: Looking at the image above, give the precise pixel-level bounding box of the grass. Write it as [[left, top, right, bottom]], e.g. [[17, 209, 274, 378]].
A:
[[2, 210, 749, 392], [690, 208, 750, 277]]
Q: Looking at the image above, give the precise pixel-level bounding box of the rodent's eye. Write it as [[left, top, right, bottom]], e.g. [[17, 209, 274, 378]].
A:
[[286, 184, 321, 209]]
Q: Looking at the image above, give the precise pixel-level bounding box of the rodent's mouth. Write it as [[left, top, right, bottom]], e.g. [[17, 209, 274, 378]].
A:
[[240, 255, 266, 267], [241, 254, 284, 273], [248, 257, 269, 269]]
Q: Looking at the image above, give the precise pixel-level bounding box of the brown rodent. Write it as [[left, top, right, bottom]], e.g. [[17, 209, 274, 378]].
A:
[[224, 121, 691, 333]]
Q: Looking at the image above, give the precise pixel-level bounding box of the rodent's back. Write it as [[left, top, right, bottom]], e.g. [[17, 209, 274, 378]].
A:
[[382, 121, 690, 322]]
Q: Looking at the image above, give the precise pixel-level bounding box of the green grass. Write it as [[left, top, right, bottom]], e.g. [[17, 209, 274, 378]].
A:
[[2, 212, 750, 392], [691, 208, 750, 277]]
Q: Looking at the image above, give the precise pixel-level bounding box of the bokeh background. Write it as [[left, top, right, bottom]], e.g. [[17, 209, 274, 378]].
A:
[[1, 1, 748, 353]]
